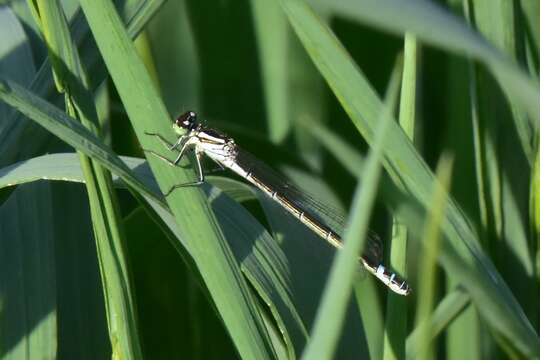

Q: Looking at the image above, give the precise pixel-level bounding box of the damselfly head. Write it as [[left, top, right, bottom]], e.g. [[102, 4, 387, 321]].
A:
[[174, 111, 198, 133]]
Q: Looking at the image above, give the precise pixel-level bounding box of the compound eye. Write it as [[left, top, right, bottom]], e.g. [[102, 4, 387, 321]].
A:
[[176, 111, 197, 129]]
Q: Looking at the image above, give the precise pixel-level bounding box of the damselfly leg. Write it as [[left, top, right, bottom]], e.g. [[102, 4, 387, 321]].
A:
[[144, 131, 223, 196], [144, 131, 184, 151]]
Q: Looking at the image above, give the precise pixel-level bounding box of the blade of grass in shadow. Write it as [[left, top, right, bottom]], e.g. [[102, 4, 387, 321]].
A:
[[0, 183, 57, 359], [354, 277, 384, 360], [407, 289, 470, 358], [0, 6, 35, 93], [33, 1, 143, 357], [521, 1, 540, 66], [302, 59, 401, 360], [383, 35, 418, 360], [288, 36, 327, 170], [278, 1, 540, 357], [414, 154, 454, 360], [533, 147, 540, 302], [77, 1, 275, 357], [251, 0, 290, 143]]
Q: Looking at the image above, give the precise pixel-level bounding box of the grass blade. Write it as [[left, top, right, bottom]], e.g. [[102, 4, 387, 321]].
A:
[[33, 1, 143, 356], [0, 183, 57, 359], [302, 58, 400, 359], [77, 0, 276, 357], [407, 289, 470, 358], [414, 154, 453, 360], [383, 36, 418, 360], [251, 0, 290, 143]]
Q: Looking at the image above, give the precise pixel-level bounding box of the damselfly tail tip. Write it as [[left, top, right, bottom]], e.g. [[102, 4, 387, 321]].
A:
[[392, 281, 411, 296], [371, 263, 411, 296]]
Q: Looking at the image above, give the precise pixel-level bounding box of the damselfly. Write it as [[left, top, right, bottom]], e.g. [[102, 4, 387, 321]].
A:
[[145, 111, 411, 296]]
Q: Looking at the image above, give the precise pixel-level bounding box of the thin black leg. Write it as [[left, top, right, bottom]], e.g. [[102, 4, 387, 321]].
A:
[[142, 149, 178, 167], [164, 151, 205, 196]]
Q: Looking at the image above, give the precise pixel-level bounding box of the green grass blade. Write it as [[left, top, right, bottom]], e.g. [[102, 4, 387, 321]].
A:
[[0, 6, 35, 88], [407, 289, 470, 358], [77, 1, 276, 357], [0, 77, 160, 202], [466, 0, 532, 160], [534, 149, 540, 304], [144, 0, 199, 113], [33, 0, 143, 356], [0, 183, 57, 359], [0, 154, 155, 191], [383, 35, 417, 360], [521, 0, 540, 65], [354, 278, 384, 360], [414, 154, 453, 360], [51, 183, 111, 358], [142, 184, 304, 359], [251, 0, 290, 143], [302, 59, 400, 360], [278, 1, 540, 357]]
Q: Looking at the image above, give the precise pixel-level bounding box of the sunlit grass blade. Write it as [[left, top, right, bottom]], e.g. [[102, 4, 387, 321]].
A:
[[354, 278, 384, 360], [407, 289, 470, 358], [33, 1, 142, 356], [383, 35, 417, 360], [302, 57, 401, 359], [251, 0, 290, 143], [533, 149, 540, 284], [414, 154, 453, 360], [77, 1, 276, 357], [278, 1, 540, 357], [0, 154, 153, 190]]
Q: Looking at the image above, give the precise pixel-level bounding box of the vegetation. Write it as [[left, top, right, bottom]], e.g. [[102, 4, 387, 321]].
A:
[[0, 0, 539, 358]]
